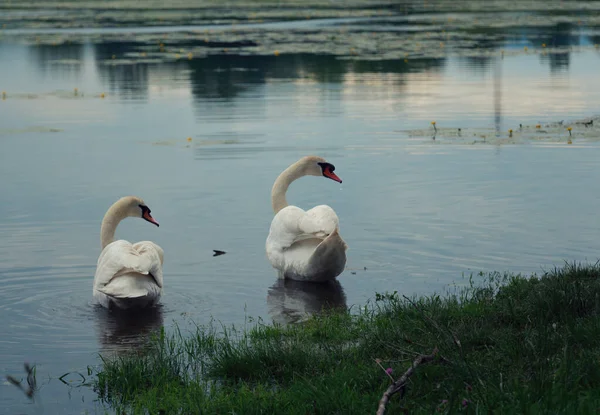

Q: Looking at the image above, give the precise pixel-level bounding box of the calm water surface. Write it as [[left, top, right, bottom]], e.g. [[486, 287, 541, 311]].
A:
[[2, 15, 600, 414]]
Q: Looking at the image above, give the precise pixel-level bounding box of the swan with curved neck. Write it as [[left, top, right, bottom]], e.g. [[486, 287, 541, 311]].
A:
[[93, 196, 164, 309], [266, 156, 347, 282]]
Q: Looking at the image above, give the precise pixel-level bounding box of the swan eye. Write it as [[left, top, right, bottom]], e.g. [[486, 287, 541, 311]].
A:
[[317, 162, 335, 173], [139, 204, 152, 215]]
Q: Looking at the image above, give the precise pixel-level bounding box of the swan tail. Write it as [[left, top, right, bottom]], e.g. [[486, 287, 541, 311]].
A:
[[329, 227, 348, 251], [96, 273, 158, 299], [305, 228, 347, 282], [98, 285, 149, 299]]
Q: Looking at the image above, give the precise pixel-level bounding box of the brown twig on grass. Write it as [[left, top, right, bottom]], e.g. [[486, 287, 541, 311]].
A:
[[374, 358, 395, 383], [376, 348, 438, 415]]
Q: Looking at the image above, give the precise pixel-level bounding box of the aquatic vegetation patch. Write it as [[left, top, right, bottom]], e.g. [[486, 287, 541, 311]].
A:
[[406, 115, 600, 146], [2, 0, 600, 62]]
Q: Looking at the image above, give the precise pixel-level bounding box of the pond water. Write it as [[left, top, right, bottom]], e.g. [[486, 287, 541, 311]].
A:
[[2, 4, 600, 413]]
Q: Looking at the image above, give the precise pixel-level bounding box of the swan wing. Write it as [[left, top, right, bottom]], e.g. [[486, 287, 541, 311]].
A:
[[269, 205, 340, 247], [94, 240, 164, 298], [276, 228, 347, 282], [132, 241, 164, 288], [298, 205, 340, 240]]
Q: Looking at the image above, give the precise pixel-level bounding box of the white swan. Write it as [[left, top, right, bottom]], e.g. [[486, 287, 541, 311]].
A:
[[266, 156, 348, 282], [93, 196, 164, 309]]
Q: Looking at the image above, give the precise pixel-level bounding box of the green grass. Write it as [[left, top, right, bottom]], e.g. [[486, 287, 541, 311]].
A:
[[95, 262, 600, 414]]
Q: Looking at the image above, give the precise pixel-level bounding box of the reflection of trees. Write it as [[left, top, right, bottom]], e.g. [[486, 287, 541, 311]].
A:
[[589, 34, 600, 46], [460, 56, 493, 73], [349, 57, 446, 74], [26, 41, 446, 104], [186, 54, 349, 101], [500, 22, 578, 72], [28, 42, 85, 77], [186, 53, 446, 119], [187, 53, 446, 102], [540, 51, 570, 73], [93, 41, 149, 100], [456, 21, 585, 73], [93, 41, 144, 61], [457, 33, 496, 73], [187, 54, 264, 100], [537, 23, 578, 72], [98, 62, 150, 100], [22, 16, 600, 102], [541, 22, 579, 48]]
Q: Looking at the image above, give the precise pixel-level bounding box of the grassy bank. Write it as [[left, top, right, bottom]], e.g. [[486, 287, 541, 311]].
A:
[[96, 262, 600, 414]]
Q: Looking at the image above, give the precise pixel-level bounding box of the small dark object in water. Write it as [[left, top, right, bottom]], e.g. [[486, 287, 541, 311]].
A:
[[458, 128, 462, 136], [364, 266, 367, 270], [351, 271, 356, 275], [6, 362, 36, 399], [213, 250, 226, 257], [519, 123, 523, 129], [584, 120, 593, 127]]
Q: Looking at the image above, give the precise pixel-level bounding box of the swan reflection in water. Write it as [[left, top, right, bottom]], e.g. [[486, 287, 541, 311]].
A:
[[94, 305, 164, 355], [267, 279, 347, 325]]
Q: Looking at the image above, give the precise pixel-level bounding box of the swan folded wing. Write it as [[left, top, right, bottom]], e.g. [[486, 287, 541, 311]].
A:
[[94, 240, 164, 291], [132, 241, 164, 288], [97, 275, 152, 299], [297, 205, 340, 240], [280, 227, 347, 282], [269, 205, 340, 251], [303, 228, 348, 281]]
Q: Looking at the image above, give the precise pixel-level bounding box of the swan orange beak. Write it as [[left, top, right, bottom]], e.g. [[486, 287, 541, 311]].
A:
[[143, 211, 160, 227], [324, 169, 342, 183]]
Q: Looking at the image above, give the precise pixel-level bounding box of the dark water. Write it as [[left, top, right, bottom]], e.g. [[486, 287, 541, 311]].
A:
[[2, 8, 600, 414]]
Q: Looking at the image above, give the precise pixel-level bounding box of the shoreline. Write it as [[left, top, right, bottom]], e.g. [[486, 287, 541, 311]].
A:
[[95, 262, 600, 413]]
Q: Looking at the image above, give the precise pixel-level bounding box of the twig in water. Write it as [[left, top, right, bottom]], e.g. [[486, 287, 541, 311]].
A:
[[6, 362, 36, 399], [376, 348, 438, 415]]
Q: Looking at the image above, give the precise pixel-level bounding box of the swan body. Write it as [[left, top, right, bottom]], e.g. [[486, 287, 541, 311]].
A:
[[93, 196, 164, 309], [266, 156, 347, 282]]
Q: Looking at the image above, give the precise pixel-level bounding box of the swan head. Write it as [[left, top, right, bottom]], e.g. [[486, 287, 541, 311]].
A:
[[119, 196, 159, 227], [301, 156, 342, 183]]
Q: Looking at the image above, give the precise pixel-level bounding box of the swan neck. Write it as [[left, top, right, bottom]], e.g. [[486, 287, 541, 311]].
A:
[[271, 161, 306, 214], [100, 202, 128, 250]]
